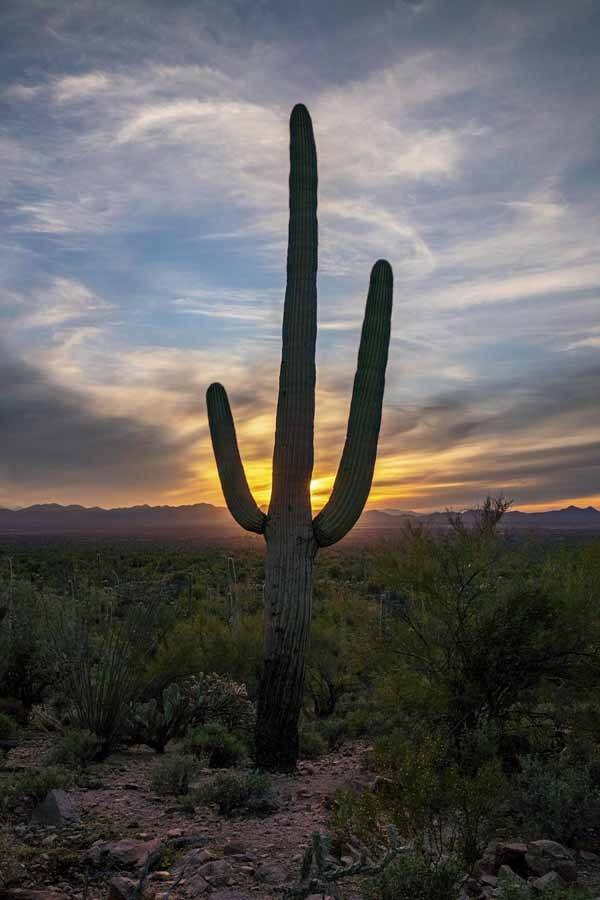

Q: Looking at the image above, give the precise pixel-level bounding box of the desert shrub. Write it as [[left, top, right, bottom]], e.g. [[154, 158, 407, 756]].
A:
[[363, 853, 462, 900], [193, 673, 255, 738], [510, 755, 600, 845], [0, 766, 80, 812], [0, 583, 51, 709], [299, 720, 328, 759], [150, 752, 198, 796], [147, 611, 263, 697], [305, 592, 377, 718], [372, 499, 589, 768], [45, 580, 167, 756], [45, 729, 101, 769], [195, 769, 273, 816], [128, 682, 192, 753], [0, 714, 17, 741], [330, 733, 506, 867], [185, 722, 247, 768]]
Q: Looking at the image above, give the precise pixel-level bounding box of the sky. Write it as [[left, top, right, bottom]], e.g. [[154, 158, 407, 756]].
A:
[[1, 0, 600, 513]]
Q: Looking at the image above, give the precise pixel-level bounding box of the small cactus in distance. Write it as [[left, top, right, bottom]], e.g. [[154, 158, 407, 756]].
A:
[[207, 104, 393, 771]]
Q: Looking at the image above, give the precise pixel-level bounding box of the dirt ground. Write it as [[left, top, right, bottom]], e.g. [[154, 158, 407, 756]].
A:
[[2, 731, 368, 899]]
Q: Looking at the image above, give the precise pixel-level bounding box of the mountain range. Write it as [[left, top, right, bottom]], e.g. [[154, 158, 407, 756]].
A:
[[1, 502, 600, 537]]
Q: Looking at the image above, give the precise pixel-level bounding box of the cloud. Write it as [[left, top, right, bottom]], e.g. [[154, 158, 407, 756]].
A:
[[1, 0, 600, 510], [0, 349, 196, 506]]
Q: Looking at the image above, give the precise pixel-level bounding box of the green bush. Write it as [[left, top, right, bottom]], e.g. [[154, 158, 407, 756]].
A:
[[0, 766, 80, 812], [0, 713, 17, 741], [195, 769, 273, 816], [150, 752, 198, 796], [45, 729, 101, 769], [128, 682, 192, 753], [330, 733, 506, 867], [45, 580, 167, 757], [510, 755, 600, 845], [364, 853, 462, 900], [299, 721, 328, 759], [185, 722, 247, 768]]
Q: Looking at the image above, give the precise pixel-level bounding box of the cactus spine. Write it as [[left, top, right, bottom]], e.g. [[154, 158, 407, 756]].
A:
[[207, 104, 393, 770]]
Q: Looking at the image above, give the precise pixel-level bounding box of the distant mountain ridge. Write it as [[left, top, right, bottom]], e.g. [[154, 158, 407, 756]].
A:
[[1, 502, 600, 536]]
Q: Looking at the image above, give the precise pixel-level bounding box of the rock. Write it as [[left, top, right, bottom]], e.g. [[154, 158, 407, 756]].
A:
[[480, 874, 498, 888], [107, 876, 138, 900], [472, 842, 497, 878], [30, 790, 80, 828], [462, 876, 484, 897], [84, 837, 162, 870], [526, 839, 577, 883], [222, 841, 247, 856], [0, 893, 70, 900], [497, 864, 526, 885], [196, 859, 233, 886], [185, 849, 216, 866], [495, 842, 528, 877], [148, 872, 171, 882], [531, 871, 562, 891], [209, 893, 253, 900], [254, 862, 287, 885]]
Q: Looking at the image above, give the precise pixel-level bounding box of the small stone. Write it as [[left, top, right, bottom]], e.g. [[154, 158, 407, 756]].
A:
[[531, 871, 561, 891], [494, 841, 528, 877], [197, 859, 234, 886], [526, 840, 576, 883], [30, 790, 80, 828], [149, 871, 172, 882], [84, 837, 161, 870], [497, 865, 525, 884], [480, 874, 498, 887], [254, 862, 288, 885], [107, 876, 137, 900], [223, 841, 247, 856], [0, 893, 70, 900]]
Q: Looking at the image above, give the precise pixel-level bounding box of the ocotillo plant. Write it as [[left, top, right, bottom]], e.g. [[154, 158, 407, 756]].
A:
[[207, 104, 393, 770]]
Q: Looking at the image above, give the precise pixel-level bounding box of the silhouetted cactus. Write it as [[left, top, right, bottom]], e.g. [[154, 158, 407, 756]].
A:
[[207, 104, 393, 770]]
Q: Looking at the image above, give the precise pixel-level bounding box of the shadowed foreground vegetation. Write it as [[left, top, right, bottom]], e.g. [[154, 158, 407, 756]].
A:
[[2, 500, 600, 898]]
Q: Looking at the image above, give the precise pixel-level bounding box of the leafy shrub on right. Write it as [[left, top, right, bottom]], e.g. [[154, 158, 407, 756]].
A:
[[510, 754, 600, 846], [364, 853, 462, 900]]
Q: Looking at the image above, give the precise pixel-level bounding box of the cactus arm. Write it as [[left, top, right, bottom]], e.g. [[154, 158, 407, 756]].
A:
[[206, 381, 266, 534], [312, 259, 393, 547], [269, 103, 318, 519]]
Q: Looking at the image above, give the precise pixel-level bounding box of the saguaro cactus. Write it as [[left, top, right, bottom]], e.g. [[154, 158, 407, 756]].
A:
[[207, 104, 393, 770]]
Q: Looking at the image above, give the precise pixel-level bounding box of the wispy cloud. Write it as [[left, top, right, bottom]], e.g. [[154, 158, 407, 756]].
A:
[[1, 0, 599, 509]]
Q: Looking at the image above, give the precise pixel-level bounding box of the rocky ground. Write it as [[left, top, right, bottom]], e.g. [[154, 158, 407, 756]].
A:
[[4, 732, 600, 900], [1, 732, 367, 900]]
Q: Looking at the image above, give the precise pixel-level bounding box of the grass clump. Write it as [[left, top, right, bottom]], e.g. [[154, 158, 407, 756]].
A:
[[195, 769, 274, 816], [185, 722, 247, 768], [299, 720, 328, 760], [364, 853, 462, 900], [45, 729, 101, 769], [150, 752, 198, 796], [0, 714, 17, 742], [1, 765, 80, 813]]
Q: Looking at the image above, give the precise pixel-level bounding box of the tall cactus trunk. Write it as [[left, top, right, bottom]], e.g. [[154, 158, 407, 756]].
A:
[[257, 533, 315, 769], [206, 103, 393, 771]]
